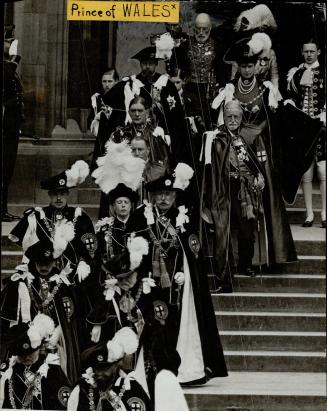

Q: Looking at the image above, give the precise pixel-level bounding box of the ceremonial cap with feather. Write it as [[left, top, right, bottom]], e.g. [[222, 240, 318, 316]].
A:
[[40, 160, 90, 191]]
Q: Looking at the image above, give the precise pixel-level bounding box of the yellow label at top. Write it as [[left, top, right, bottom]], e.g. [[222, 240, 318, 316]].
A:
[[67, 1, 180, 22]]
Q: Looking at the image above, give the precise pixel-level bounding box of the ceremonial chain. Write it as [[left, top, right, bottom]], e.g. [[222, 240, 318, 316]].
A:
[[238, 77, 256, 94], [8, 371, 41, 409], [147, 217, 180, 255], [27, 281, 61, 310], [88, 384, 126, 411]]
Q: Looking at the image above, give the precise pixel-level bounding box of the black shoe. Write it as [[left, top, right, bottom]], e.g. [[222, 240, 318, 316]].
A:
[[180, 376, 207, 387], [322, 220, 326, 228], [238, 266, 256, 277], [6, 212, 20, 220], [1, 213, 14, 222], [302, 218, 314, 227]]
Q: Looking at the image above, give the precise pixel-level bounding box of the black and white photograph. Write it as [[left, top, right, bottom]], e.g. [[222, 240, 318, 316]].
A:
[[1, 1, 326, 410]]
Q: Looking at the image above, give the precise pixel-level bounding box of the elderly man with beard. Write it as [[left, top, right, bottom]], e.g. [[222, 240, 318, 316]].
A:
[[177, 13, 230, 128], [127, 168, 227, 394]]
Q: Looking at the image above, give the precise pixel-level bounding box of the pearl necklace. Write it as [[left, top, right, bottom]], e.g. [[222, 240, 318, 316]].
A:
[[238, 77, 256, 95]]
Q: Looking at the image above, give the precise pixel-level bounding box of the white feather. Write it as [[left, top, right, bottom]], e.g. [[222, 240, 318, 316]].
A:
[[52, 220, 75, 258], [127, 236, 149, 270], [234, 4, 277, 32], [247, 33, 272, 56], [173, 163, 194, 190], [66, 160, 90, 187], [92, 140, 145, 194]]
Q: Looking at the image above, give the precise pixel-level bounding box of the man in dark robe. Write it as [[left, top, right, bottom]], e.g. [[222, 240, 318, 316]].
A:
[[128, 172, 228, 391], [0, 316, 72, 410]]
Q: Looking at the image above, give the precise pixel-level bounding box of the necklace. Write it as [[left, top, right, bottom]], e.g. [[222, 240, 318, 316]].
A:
[[8, 368, 42, 409], [238, 76, 256, 94]]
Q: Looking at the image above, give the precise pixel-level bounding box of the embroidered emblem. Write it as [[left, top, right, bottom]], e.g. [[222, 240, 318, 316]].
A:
[[188, 234, 200, 258], [166, 95, 176, 110], [127, 397, 146, 411], [257, 150, 267, 162], [22, 343, 30, 349], [44, 250, 51, 257], [58, 386, 71, 406], [97, 355, 104, 362], [153, 300, 169, 322], [81, 233, 98, 255], [165, 179, 172, 187], [62, 296, 74, 321], [59, 179, 65, 186]]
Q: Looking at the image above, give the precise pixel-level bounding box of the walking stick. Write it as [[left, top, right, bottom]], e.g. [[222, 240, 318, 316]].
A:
[[255, 189, 263, 282]]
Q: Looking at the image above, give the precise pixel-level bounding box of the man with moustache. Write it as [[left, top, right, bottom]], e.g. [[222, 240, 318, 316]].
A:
[[128, 169, 228, 390], [8, 160, 97, 272], [177, 13, 230, 128]]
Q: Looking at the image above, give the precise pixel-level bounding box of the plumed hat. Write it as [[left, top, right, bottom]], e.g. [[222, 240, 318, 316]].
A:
[[40, 160, 89, 191], [25, 240, 55, 263], [224, 33, 272, 64], [131, 46, 160, 62], [145, 162, 194, 193], [4, 314, 55, 356], [81, 327, 139, 370]]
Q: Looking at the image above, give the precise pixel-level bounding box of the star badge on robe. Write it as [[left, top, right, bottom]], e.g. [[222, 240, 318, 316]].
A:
[[166, 95, 176, 110]]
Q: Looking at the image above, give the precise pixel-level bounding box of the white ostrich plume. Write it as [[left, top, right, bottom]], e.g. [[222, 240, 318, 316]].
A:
[[66, 160, 90, 187], [27, 314, 55, 348], [106, 327, 139, 363], [92, 140, 145, 194], [52, 219, 75, 259], [234, 4, 277, 32], [155, 32, 175, 59], [247, 32, 272, 56], [127, 235, 149, 270], [173, 163, 194, 190]]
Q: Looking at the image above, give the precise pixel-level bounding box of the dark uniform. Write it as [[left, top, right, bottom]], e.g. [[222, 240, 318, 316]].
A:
[[2, 58, 24, 220]]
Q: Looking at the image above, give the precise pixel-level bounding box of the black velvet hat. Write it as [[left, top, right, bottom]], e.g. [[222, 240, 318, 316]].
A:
[[145, 174, 177, 193], [4, 323, 39, 356], [81, 343, 110, 370], [109, 183, 139, 204], [131, 46, 159, 62], [224, 37, 259, 65], [25, 240, 54, 263], [40, 160, 89, 191]]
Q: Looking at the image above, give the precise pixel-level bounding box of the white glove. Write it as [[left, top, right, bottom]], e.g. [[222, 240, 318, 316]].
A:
[[77, 261, 91, 283], [91, 325, 102, 343], [174, 272, 185, 285], [254, 173, 265, 191]]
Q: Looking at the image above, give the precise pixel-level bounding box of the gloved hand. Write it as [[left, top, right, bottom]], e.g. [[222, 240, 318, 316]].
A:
[[174, 272, 185, 285], [91, 325, 101, 343]]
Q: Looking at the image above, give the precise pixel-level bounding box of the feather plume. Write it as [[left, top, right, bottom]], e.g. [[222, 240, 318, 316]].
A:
[[155, 32, 175, 59], [234, 4, 277, 32], [113, 327, 139, 355], [92, 140, 145, 194], [27, 314, 55, 348], [247, 33, 272, 56], [173, 163, 194, 190], [127, 235, 149, 270], [66, 160, 90, 187], [52, 219, 75, 258]]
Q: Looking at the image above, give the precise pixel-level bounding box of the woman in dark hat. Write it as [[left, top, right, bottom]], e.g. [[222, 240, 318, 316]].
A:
[[0, 314, 72, 410]]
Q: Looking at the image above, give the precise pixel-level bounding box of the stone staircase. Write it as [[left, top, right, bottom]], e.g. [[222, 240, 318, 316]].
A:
[[1, 154, 326, 411]]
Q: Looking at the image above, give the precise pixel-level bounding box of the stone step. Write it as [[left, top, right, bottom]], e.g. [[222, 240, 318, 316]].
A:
[[184, 372, 327, 411], [220, 331, 326, 352], [231, 274, 326, 293], [273, 256, 325, 274], [295, 240, 325, 255], [286, 208, 322, 225], [212, 292, 326, 313], [216, 311, 326, 332], [290, 189, 321, 209], [224, 350, 326, 373]]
